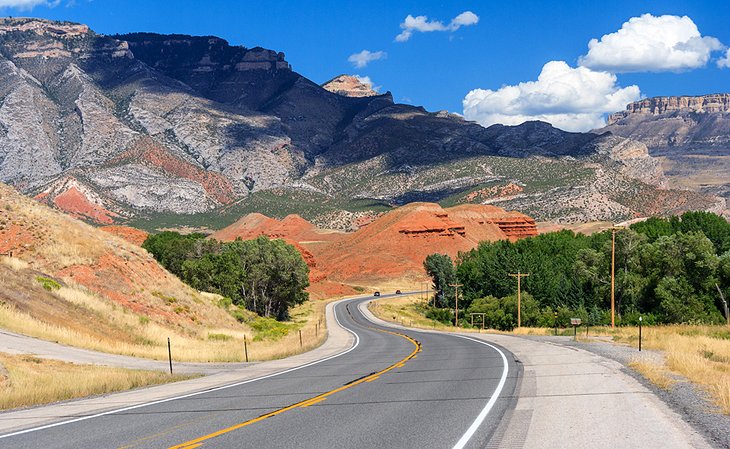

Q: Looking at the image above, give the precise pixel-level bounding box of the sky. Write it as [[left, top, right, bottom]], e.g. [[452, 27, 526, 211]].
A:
[[2, 0, 730, 131]]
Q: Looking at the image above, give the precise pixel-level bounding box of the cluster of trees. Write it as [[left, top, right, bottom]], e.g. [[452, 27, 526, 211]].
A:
[[143, 232, 309, 320], [425, 211, 730, 329]]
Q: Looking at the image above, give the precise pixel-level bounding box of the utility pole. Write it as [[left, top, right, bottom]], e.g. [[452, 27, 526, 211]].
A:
[[509, 272, 530, 328], [610, 226, 624, 329], [449, 283, 463, 327]]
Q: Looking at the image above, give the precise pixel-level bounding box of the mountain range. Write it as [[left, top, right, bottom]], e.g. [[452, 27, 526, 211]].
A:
[[599, 94, 730, 204], [0, 18, 725, 231]]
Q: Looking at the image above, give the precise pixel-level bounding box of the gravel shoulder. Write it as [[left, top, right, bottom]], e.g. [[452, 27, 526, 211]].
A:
[[536, 336, 730, 449]]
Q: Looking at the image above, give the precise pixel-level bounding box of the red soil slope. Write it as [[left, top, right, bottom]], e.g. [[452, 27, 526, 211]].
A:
[[214, 202, 538, 289], [211, 213, 337, 243], [34, 177, 120, 225], [100, 226, 149, 246], [0, 182, 239, 329], [312, 203, 537, 284]]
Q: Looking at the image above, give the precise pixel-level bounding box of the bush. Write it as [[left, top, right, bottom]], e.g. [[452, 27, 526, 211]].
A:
[[250, 317, 292, 341], [207, 333, 233, 341], [36, 276, 61, 291], [425, 307, 453, 325]]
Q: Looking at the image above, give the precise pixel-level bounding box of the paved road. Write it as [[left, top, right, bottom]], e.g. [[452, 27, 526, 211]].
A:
[[0, 295, 518, 449]]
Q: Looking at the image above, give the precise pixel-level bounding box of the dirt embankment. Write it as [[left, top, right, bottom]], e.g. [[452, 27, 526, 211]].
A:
[[0, 182, 241, 333]]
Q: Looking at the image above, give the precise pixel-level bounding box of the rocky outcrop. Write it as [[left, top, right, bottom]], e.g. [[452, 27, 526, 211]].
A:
[[608, 94, 730, 124], [312, 202, 538, 283], [34, 176, 122, 224], [213, 203, 538, 285], [0, 18, 89, 37], [602, 95, 730, 149], [600, 95, 730, 215], [321, 75, 378, 98]]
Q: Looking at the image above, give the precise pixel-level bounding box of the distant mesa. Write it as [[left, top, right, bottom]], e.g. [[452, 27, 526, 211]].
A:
[[607, 94, 730, 125], [321, 75, 378, 98], [0, 18, 90, 38], [600, 94, 730, 214]]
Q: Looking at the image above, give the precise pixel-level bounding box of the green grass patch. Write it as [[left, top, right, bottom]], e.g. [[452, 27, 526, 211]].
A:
[[250, 317, 294, 341], [207, 333, 233, 342], [35, 276, 61, 291]]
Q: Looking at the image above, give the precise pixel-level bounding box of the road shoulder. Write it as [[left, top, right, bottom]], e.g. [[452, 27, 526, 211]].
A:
[[360, 301, 714, 449]]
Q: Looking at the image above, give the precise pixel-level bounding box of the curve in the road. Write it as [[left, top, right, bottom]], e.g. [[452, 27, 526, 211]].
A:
[[168, 317, 422, 449], [0, 294, 517, 449]]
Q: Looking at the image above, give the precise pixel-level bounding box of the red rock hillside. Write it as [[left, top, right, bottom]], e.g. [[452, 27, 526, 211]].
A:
[[213, 203, 537, 288]]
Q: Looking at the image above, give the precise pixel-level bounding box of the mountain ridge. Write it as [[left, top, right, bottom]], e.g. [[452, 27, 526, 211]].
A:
[[600, 94, 730, 209], [0, 18, 723, 229]]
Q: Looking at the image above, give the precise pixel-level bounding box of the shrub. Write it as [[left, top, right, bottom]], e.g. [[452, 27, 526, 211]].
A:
[[425, 307, 453, 324], [36, 276, 61, 291], [250, 317, 291, 341]]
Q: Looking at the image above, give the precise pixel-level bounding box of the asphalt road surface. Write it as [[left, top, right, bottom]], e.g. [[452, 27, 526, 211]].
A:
[[0, 295, 519, 449]]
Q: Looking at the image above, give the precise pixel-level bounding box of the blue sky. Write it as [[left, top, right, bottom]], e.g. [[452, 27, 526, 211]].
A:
[[2, 0, 729, 131]]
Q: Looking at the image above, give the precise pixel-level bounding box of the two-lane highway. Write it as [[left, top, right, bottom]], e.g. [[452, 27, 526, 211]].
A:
[[0, 295, 520, 449]]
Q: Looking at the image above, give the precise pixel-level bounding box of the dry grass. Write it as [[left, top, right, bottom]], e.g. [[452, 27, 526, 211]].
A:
[[0, 352, 193, 411], [0, 255, 29, 271], [0, 294, 328, 362], [611, 325, 730, 414], [0, 184, 332, 366], [628, 359, 675, 390], [244, 299, 328, 361]]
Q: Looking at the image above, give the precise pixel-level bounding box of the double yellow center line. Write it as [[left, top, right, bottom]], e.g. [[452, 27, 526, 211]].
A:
[[167, 328, 421, 449]]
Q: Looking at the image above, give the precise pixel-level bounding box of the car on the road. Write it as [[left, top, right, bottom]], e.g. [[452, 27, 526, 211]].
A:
[[373, 291, 380, 297], [395, 290, 402, 294]]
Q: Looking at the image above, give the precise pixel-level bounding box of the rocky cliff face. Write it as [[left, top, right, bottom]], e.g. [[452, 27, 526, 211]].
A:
[[0, 18, 721, 228], [600, 95, 730, 212], [602, 94, 730, 149], [321, 75, 378, 98], [608, 94, 730, 124]]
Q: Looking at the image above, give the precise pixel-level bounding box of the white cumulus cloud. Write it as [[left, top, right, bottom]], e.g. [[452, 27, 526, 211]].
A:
[[579, 14, 724, 72], [462, 61, 642, 132], [395, 11, 479, 42], [0, 0, 58, 8], [348, 50, 387, 68], [717, 49, 730, 68]]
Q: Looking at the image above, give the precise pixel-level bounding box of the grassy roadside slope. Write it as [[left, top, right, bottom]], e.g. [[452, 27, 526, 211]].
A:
[[0, 353, 194, 411], [0, 182, 327, 362]]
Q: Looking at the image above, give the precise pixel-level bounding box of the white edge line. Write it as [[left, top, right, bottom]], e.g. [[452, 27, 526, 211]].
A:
[[357, 299, 509, 449], [0, 301, 361, 440], [450, 335, 509, 449]]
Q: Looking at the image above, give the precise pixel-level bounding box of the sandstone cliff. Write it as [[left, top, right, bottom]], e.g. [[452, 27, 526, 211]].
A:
[[212, 203, 538, 286], [608, 94, 730, 124], [321, 75, 378, 98], [600, 95, 730, 213]]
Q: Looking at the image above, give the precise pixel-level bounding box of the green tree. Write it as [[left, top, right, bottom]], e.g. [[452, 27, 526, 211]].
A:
[[423, 254, 456, 308]]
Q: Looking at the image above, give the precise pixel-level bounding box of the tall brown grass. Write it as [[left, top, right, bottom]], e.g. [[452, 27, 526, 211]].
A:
[[612, 325, 730, 414], [0, 294, 328, 363], [0, 353, 193, 410]]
